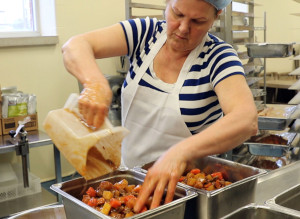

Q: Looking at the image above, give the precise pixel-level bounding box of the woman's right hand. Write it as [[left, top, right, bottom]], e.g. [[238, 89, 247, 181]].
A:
[[78, 81, 112, 129]]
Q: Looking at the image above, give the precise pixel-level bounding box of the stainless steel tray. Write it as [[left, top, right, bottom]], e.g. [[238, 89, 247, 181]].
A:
[[220, 203, 300, 219], [245, 43, 294, 58], [244, 131, 299, 157], [50, 169, 197, 219], [266, 184, 300, 217], [258, 104, 298, 130], [135, 156, 267, 219]]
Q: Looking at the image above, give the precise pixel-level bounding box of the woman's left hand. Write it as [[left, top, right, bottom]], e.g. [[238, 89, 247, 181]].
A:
[[133, 145, 188, 212]]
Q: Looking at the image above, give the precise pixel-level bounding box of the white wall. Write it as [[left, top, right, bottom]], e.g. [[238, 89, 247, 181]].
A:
[[0, 0, 125, 182], [254, 0, 300, 73]]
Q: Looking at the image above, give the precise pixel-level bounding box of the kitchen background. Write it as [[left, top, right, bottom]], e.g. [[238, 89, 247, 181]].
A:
[[0, 0, 300, 184]]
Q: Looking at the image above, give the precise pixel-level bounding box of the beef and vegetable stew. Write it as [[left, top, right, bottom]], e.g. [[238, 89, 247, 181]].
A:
[[179, 168, 232, 191]]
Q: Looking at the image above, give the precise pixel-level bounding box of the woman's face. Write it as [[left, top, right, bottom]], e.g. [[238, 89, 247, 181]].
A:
[[165, 0, 219, 53]]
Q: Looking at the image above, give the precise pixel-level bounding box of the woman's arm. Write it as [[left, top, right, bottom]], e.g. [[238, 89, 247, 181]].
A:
[[62, 23, 127, 128]]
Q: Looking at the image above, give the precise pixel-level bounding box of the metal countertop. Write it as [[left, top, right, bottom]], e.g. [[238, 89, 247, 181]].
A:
[[255, 160, 300, 205]]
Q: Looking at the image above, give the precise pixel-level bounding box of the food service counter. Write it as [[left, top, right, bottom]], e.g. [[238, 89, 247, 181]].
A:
[[255, 159, 300, 205], [5, 159, 300, 219]]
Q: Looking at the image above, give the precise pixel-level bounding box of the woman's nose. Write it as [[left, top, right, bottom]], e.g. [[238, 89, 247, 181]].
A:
[[178, 19, 189, 34]]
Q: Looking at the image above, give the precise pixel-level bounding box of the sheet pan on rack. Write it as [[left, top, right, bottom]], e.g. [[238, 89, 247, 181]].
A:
[[258, 104, 300, 130], [244, 130, 300, 157]]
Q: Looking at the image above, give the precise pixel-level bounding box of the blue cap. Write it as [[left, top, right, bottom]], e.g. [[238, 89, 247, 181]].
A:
[[204, 0, 232, 10]]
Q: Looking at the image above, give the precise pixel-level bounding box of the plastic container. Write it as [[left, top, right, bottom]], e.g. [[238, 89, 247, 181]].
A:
[[43, 93, 129, 180], [0, 163, 41, 203], [0, 162, 18, 203]]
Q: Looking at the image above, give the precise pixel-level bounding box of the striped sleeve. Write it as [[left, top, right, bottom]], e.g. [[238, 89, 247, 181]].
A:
[[119, 17, 157, 64], [208, 43, 245, 87]]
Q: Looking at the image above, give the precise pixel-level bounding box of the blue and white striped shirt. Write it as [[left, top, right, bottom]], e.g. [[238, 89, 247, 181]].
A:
[[120, 17, 245, 134]]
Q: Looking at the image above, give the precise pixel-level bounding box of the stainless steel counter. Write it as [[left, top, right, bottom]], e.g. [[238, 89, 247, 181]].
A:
[[255, 160, 300, 205]]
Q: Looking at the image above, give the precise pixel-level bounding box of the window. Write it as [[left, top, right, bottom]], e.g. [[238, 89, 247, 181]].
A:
[[0, 0, 58, 47]]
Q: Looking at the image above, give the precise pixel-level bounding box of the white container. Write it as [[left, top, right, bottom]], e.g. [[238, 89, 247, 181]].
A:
[[0, 163, 41, 203], [43, 93, 129, 180], [0, 163, 18, 203]]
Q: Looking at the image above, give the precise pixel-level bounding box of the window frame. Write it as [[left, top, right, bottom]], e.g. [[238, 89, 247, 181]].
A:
[[0, 0, 58, 47]]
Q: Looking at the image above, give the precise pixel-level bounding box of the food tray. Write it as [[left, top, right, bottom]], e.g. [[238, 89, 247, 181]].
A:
[[266, 184, 300, 217], [245, 43, 294, 58], [244, 131, 299, 157], [258, 104, 298, 130], [135, 156, 267, 219], [220, 203, 300, 219], [50, 169, 197, 219]]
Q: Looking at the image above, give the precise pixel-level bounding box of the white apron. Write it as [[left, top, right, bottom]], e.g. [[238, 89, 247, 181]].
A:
[[121, 31, 206, 168]]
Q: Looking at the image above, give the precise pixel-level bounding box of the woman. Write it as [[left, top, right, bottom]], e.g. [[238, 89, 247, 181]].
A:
[[62, 0, 258, 213]]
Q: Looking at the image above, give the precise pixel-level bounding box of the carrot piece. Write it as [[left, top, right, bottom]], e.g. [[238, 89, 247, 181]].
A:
[[110, 198, 122, 208], [86, 187, 96, 197], [190, 168, 201, 174]]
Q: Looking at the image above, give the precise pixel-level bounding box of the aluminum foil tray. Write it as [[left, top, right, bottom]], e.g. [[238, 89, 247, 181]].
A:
[[245, 43, 294, 58], [135, 156, 267, 219], [244, 131, 299, 157], [220, 203, 300, 219], [266, 184, 300, 217], [258, 104, 298, 130], [50, 169, 197, 219]]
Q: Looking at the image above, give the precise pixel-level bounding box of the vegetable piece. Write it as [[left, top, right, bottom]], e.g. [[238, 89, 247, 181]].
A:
[[86, 187, 96, 197], [125, 185, 135, 193], [103, 190, 113, 200], [178, 176, 185, 182], [206, 184, 215, 191], [125, 196, 137, 209], [133, 184, 142, 193], [99, 181, 113, 190], [125, 211, 135, 218], [114, 179, 129, 190], [187, 177, 197, 186], [190, 168, 201, 174], [87, 197, 98, 207], [110, 198, 122, 208], [100, 202, 111, 215], [211, 172, 223, 180], [124, 195, 136, 203]]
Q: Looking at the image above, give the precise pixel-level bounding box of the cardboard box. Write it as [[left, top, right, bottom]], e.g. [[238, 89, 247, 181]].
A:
[[2, 113, 38, 135]]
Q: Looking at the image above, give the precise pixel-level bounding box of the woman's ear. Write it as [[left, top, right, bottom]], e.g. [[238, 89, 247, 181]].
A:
[[217, 9, 223, 16]]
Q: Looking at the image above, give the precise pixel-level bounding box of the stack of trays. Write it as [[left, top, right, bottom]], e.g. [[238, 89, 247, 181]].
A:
[[135, 156, 266, 219], [241, 104, 300, 169]]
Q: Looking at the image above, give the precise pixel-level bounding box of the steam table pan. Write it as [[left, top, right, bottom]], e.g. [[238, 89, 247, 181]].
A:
[[51, 169, 197, 219], [245, 43, 294, 58], [134, 156, 267, 219]]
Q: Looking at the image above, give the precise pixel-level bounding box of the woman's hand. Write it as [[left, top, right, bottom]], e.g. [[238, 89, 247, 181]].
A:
[[133, 145, 188, 212], [78, 82, 112, 129]]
